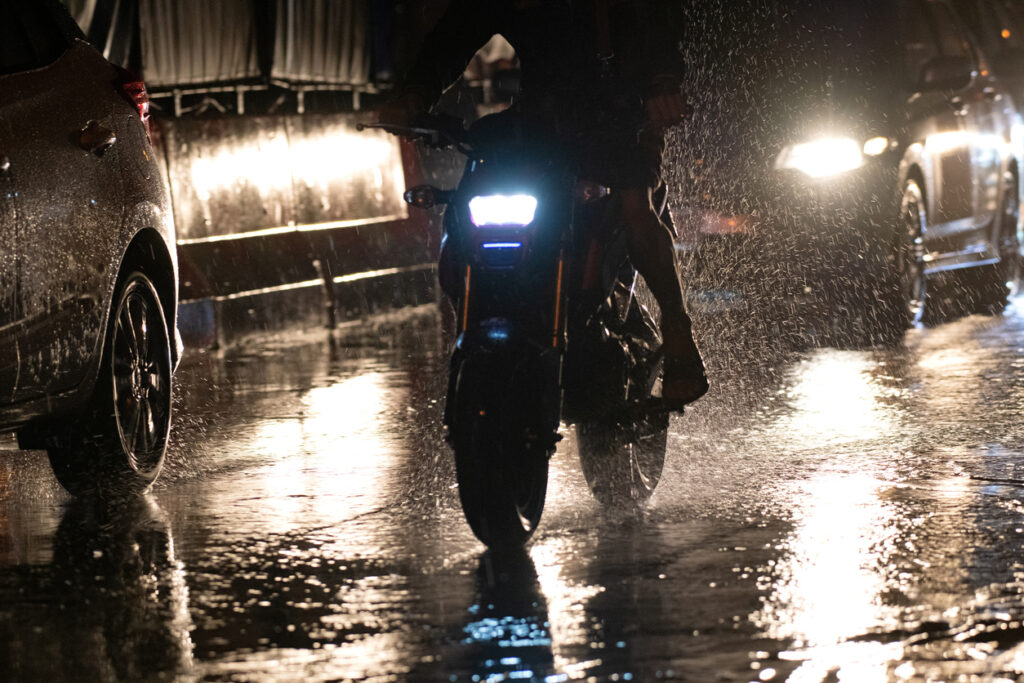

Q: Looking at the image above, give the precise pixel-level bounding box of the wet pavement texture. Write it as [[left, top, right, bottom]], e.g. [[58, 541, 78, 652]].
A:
[[5, 299, 1024, 682]]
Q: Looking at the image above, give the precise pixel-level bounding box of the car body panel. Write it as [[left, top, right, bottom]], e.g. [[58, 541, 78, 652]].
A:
[[0, 28, 177, 431], [953, 0, 1024, 261], [0, 43, 128, 400]]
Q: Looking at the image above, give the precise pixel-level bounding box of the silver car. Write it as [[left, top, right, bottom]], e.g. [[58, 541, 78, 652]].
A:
[[0, 0, 179, 494]]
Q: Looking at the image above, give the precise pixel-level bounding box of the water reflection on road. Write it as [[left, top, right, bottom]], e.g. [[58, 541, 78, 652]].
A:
[[4, 302, 1024, 680], [0, 494, 193, 680]]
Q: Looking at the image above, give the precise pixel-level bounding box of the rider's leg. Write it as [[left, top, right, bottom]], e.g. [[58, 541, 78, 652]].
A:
[[620, 187, 708, 405]]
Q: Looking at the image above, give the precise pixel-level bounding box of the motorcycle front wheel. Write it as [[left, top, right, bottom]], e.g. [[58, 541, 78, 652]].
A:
[[450, 355, 551, 549], [576, 411, 668, 507]]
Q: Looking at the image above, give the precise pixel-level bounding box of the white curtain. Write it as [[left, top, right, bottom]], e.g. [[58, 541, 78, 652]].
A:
[[140, 0, 261, 87], [271, 0, 371, 85]]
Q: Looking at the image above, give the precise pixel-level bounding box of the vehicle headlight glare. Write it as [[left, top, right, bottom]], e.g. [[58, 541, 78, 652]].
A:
[[776, 137, 864, 178], [862, 136, 890, 156], [469, 194, 538, 227]]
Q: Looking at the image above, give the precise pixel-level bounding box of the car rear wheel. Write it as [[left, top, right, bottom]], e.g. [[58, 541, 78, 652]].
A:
[[47, 271, 172, 496]]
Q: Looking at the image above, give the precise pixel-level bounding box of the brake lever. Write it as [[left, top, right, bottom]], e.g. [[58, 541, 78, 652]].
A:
[[356, 118, 472, 155], [355, 122, 438, 138]]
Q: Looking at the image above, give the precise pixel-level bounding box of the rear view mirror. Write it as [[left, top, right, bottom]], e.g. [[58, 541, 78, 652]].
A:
[[992, 47, 1024, 78], [404, 185, 451, 209], [918, 55, 974, 91]]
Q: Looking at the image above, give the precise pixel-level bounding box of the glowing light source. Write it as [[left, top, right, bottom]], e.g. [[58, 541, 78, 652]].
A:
[[469, 194, 538, 227], [481, 242, 523, 249], [776, 137, 863, 178], [862, 136, 890, 156], [187, 124, 404, 218]]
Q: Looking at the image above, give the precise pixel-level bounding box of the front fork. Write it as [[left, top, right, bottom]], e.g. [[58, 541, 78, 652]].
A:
[[440, 239, 568, 346], [440, 247, 568, 450]]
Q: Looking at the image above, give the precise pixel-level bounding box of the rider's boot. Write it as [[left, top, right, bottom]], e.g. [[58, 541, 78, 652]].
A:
[[661, 317, 708, 407]]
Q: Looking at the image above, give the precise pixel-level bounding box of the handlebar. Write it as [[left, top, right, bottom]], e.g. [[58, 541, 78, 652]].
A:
[[356, 113, 470, 154], [354, 122, 438, 138]]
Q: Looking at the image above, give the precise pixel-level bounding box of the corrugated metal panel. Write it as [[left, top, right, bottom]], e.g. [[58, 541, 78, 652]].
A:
[[160, 113, 406, 242], [139, 0, 260, 87], [272, 0, 371, 85]]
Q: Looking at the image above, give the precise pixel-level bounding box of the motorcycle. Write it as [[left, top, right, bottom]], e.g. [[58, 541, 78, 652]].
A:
[[359, 112, 671, 548]]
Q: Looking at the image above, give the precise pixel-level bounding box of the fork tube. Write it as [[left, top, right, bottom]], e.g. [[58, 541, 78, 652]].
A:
[[552, 253, 565, 347], [461, 265, 472, 332]]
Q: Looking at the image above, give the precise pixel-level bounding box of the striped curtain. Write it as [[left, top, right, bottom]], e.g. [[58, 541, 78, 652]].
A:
[[271, 0, 371, 85], [139, 0, 261, 87]]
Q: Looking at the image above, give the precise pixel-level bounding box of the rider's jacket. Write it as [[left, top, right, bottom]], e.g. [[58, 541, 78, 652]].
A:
[[401, 0, 686, 121]]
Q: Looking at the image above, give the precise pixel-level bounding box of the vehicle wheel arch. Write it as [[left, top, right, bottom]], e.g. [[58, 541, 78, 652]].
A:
[[14, 227, 177, 445], [110, 228, 178, 365], [897, 166, 927, 247], [904, 166, 927, 203]]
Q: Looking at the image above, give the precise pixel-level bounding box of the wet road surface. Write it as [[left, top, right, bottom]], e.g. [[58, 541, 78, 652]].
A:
[[5, 299, 1024, 681]]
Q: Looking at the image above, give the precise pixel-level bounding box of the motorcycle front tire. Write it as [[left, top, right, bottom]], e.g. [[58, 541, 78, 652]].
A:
[[450, 354, 551, 549]]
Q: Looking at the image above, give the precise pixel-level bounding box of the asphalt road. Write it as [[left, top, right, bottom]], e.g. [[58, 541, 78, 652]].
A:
[[5, 297, 1024, 682]]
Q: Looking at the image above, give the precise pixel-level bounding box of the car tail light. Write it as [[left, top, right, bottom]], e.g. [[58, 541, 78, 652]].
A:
[[114, 67, 151, 140]]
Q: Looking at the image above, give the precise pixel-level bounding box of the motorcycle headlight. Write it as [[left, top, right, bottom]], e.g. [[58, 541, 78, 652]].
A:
[[468, 194, 538, 227], [775, 137, 865, 179]]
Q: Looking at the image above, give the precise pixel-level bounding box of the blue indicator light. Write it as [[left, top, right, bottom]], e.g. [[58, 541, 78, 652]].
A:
[[481, 242, 523, 249]]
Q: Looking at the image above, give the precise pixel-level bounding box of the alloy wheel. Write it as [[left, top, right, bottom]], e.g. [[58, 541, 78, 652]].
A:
[[111, 275, 171, 477]]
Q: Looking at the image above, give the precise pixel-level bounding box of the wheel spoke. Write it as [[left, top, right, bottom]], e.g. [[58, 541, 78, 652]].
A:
[[138, 398, 154, 454], [131, 295, 150, 363], [114, 373, 134, 408], [148, 395, 166, 442], [113, 320, 133, 384], [146, 364, 164, 397], [124, 395, 143, 454], [121, 299, 140, 362]]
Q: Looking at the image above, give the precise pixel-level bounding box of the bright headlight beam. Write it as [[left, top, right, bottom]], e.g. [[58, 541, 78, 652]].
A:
[[469, 194, 538, 227], [862, 136, 890, 156], [777, 137, 864, 179]]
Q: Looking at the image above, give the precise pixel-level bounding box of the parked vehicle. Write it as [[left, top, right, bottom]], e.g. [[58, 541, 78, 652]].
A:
[[0, 0, 179, 494], [952, 0, 1024, 286], [362, 112, 670, 548], [677, 0, 1024, 339]]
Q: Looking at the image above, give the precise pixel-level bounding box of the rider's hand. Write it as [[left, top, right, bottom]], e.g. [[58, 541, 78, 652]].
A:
[[644, 91, 688, 131], [375, 92, 426, 131]]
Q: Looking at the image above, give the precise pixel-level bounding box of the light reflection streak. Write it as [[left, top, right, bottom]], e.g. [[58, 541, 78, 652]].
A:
[[925, 130, 972, 155], [188, 365, 420, 680], [250, 372, 395, 535], [753, 472, 906, 680], [191, 132, 292, 202], [453, 552, 556, 682], [530, 539, 605, 677], [776, 351, 897, 450], [199, 632, 412, 681]]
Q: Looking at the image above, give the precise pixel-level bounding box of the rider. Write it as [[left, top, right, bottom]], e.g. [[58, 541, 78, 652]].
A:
[[380, 0, 708, 407]]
